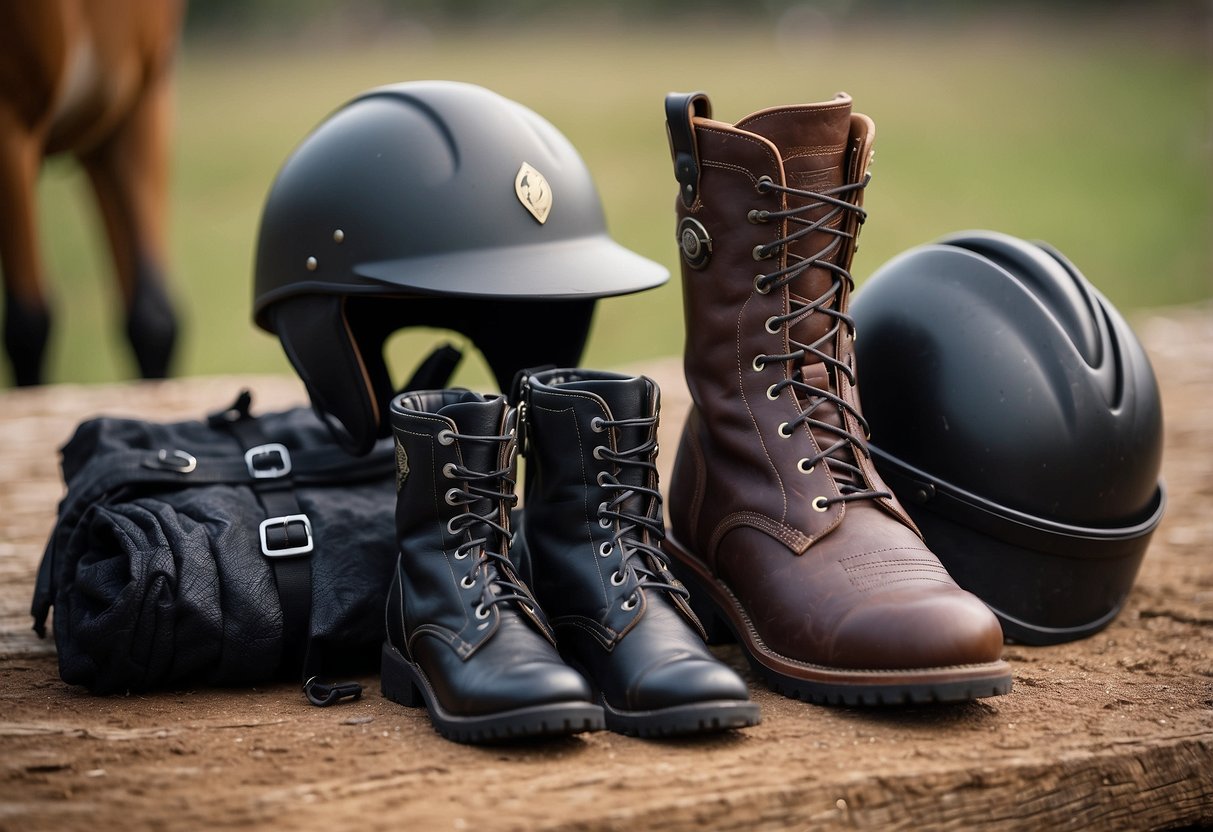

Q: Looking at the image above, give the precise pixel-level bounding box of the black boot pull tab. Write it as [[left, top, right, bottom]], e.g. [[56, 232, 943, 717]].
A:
[[665, 91, 712, 209], [304, 676, 363, 707]]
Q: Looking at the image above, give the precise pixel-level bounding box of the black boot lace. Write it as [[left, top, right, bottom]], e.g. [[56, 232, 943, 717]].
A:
[[441, 428, 539, 622], [749, 174, 891, 509], [592, 415, 690, 608]]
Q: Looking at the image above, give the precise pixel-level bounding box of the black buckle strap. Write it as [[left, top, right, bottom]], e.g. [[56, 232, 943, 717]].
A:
[[259, 514, 314, 557], [245, 443, 292, 479], [213, 390, 361, 706]]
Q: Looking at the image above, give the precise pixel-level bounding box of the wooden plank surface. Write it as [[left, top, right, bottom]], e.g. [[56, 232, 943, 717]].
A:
[[1, 311, 1210, 831]]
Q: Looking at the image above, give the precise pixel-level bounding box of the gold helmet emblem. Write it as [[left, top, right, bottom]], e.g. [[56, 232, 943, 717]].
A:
[[514, 162, 553, 224]]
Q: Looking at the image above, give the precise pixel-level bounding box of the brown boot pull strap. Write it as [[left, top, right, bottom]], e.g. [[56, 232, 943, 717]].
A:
[[665, 91, 712, 208]]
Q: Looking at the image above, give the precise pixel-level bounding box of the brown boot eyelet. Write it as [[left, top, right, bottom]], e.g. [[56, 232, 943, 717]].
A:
[[754, 275, 771, 294], [752, 355, 767, 372], [797, 458, 815, 474], [766, 384, 780, 401], [778, 422, 793, 438], [811, 496, 829, 512], [765, 316, 780, 333]]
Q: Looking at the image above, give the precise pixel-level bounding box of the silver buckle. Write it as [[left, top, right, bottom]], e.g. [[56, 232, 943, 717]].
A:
[[245, 443, 292, 479], [259, 514, 313, 557]]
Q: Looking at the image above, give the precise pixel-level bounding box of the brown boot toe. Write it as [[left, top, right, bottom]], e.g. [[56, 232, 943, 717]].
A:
[[828, 587, 1007, 670]]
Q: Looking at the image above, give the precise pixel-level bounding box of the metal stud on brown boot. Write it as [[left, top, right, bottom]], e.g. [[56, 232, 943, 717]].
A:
[[662, 91, 1012, 705]]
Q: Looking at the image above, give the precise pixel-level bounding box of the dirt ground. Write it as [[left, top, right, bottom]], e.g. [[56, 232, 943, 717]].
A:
[[1, 307, 1211, 831]]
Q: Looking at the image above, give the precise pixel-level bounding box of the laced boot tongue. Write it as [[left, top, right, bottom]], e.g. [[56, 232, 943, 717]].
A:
[[800, 362, 861, 490], [741, 97, 864, 488], [562, 376, 657, 517], [738, 97, 854, 373], [438, 395, 508, 472], [437, 395, 511, 552]]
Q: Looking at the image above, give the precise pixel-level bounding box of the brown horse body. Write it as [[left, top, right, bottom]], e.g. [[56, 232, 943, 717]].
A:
[[0, 0, 184, 385]]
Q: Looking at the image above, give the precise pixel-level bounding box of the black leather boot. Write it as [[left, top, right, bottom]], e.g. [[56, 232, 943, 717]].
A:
[[519, 369, 760, 736], [383, 389, 604, 743]]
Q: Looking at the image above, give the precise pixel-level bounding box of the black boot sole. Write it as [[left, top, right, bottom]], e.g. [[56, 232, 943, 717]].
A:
[[665, 538, 1013, 706], [380, 643, 605, 744], [600, 696, 760, 738]]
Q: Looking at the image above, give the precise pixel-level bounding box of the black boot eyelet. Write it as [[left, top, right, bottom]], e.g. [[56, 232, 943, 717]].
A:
[[621, 594, 638, 611], [590, 417, 605, 433], [592, 445, 607, 460], [600, 541, 614, 557], [474, 604, 490, 620], [437, 429, 455, 446], [442, 462, 457, 479], [610, 570, 625, 586], [460, 574, 476, 589], [444, 488, 461, 506]]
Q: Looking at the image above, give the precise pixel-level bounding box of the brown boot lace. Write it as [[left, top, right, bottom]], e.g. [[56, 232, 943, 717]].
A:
[[749, 174, 891, 510]]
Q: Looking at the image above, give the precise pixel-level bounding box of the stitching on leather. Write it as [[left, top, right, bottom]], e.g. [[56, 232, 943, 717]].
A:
[[709, 511, 810, 555], [532, 395, 609, 606], [783, 145, 847, 160], [702, 158, 760, 183], [697, 125, 780, 171], [396, 420, 472, 637], [683, 417, 706, 557]]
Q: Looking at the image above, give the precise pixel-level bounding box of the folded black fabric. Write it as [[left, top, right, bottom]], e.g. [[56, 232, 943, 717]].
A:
[[31, 392, 397, 699]]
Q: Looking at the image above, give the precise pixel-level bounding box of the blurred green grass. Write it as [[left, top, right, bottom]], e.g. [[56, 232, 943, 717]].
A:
[[23, 12, 1212, 390]]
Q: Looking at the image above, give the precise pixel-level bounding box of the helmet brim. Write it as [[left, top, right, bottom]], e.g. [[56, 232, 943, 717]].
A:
[[353, 234, 669, 300]]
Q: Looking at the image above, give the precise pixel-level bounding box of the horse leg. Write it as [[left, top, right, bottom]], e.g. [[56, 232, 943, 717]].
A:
[[0, 109, 51, 387], [80, 69, 177, 380]]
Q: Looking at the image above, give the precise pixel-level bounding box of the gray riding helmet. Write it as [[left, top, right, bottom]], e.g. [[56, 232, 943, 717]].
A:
[[253, 80, 667, 454], [850, 231, 1165, 645]]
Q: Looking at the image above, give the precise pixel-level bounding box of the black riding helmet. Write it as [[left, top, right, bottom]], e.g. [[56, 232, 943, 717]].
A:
[[850, 231, 1165, 644], [253, 81, 668, 455]]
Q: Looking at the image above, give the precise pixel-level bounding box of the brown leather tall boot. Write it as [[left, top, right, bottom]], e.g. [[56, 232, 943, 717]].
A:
[[662, 91, 1012, 704]]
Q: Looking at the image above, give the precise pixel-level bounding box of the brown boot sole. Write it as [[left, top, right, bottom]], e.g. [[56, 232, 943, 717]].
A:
[[665, 536, 1013, 706]]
